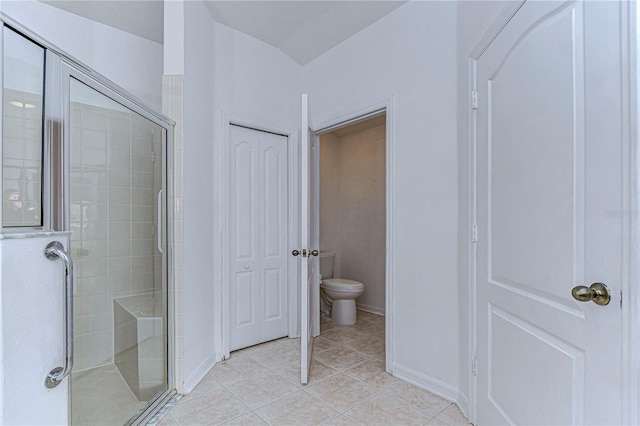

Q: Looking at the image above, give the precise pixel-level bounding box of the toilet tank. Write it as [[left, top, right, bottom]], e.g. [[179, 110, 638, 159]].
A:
[[319, 252, 335, 279]]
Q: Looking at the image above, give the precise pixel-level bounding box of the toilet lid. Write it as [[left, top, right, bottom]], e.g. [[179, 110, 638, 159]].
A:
[[321, 278, 364, 289]]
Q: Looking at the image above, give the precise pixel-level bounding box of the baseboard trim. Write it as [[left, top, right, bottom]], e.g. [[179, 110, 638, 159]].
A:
[[182, 353, 220, 394], [457, 391, 469, 418], [392, 363, 470, 421], [356, 303, 385, 316]]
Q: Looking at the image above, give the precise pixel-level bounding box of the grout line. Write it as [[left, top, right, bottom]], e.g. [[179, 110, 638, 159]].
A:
[[166, 316, 386, 425]]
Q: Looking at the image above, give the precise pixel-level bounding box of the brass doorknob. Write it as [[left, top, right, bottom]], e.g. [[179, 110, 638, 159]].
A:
[[310, 250, 319, 257], [571, 282, 610, 306], [292, 250, 301, 256]]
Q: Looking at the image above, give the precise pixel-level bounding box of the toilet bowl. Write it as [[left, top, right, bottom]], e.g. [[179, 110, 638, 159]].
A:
[[320, 278, 364, 325], [319, 252, 364, 325]]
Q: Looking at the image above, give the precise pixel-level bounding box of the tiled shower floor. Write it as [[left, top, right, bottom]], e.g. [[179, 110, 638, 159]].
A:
[[159, 311, 470, 425], [71, 364, 147, 425]]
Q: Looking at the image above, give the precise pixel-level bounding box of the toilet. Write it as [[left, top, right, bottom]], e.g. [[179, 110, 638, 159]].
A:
[[319, 252, 364, 325]]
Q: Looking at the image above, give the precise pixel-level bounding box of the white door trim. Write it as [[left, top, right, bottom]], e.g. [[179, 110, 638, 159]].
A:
[[467, 1, 640, 423], [312, 96, 395, 373], [467, 57, 478, 424], [466, 1, 530, 417], [220, 114, 298, 358], [621, 1, 639, 424], [467, 1, 526, 61]]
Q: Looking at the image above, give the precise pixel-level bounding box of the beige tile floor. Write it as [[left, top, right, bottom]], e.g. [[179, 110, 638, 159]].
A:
[[71, 364, 148, 425], [159, 311, 471, 426]]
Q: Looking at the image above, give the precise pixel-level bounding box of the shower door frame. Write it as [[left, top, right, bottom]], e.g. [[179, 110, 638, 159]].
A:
[[0, 15, 176, 424]]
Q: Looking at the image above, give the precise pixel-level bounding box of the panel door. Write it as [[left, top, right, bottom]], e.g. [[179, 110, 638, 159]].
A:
[[299, 94, 320, 384], [475, 1, 625, 424], [229, 125, 289, 351]]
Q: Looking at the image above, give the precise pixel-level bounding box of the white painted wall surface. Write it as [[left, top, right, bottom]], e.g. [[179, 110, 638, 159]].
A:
[[164, 0, 184, 75], [180, 0, 217, 392], [320, 123, 386, 314], [0, 0, 163, 110], [1, 234, 70, 425], [303, 1, 460, 397], [212, 21, 302, 132], [455, 0, 514, 412]]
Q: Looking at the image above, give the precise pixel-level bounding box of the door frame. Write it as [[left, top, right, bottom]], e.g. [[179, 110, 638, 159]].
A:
[[0, 13, 177, 425], [311, 97, 395, 372], [220, 115, 299, 358], [466, 1, 640, 423]]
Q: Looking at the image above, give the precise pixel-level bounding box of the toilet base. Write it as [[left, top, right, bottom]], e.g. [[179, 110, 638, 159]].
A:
[[331, 299, 357, 325]]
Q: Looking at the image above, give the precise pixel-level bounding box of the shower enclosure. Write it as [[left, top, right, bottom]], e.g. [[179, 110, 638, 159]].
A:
[[0, 21, 174, 425]]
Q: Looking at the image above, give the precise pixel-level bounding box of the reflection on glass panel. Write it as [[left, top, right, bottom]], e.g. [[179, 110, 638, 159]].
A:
[[2, 28, 44, 227], [69, 78, 167, 425]]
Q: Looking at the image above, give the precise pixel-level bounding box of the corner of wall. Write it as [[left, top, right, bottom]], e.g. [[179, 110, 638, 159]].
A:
[[162, 74, 185, 393]]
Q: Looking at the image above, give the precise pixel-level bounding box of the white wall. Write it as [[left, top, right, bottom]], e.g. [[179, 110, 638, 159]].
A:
[[1, 234, 70, 425], [0, 0, 163, 110], [320, 122, 386, 314], [455, 0, 513, 412], [180, 0, 217, 391], [304, 1, 460, 399], [211, 21, 303, 132], [164, 0, 184, 75]]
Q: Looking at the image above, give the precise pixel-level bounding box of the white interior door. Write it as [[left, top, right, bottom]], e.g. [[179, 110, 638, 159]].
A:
[[475, 1, 625, 424], [229, 124, 289, 351], [299, 94, 320, 384]]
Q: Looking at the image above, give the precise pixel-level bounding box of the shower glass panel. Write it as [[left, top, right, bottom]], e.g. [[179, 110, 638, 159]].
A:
[[69, 77, 167, 425], [2, 27, 44, 227]]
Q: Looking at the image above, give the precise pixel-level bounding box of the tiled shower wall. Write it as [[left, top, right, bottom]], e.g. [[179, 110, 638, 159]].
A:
[[70, 99, 162, 372], [162, 75, 184, 393]]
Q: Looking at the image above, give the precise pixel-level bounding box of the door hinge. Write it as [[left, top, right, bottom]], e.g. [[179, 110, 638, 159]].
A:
[[472, 224, 478, 243], [472, 356, 478, 376], [471, 91, 478, 109]]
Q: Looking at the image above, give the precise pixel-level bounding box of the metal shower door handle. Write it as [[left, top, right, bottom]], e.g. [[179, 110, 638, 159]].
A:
[[43, 241, 74, 388], [157, 189, 163, 254]]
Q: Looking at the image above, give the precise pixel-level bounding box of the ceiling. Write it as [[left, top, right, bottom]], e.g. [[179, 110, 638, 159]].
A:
[[41, 1, 165, 44], [40, 0, 407, 65], [204, 1, 406, 65]]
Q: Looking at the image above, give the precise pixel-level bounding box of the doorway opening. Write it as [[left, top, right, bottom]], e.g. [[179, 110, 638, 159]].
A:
[[316, 112, 388, 364]]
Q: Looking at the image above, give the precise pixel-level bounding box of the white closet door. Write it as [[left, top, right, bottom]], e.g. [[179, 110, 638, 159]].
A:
[[229, 125, 289, 351]]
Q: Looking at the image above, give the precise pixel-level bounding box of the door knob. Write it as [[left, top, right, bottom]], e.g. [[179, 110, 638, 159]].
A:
[[292, 250, 301, 256], [309, 250, 319, 257], [571, 282, 611, 306]]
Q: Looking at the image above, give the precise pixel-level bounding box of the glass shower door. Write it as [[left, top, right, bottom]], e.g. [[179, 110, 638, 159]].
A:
[[68, 76, 168, 425]]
